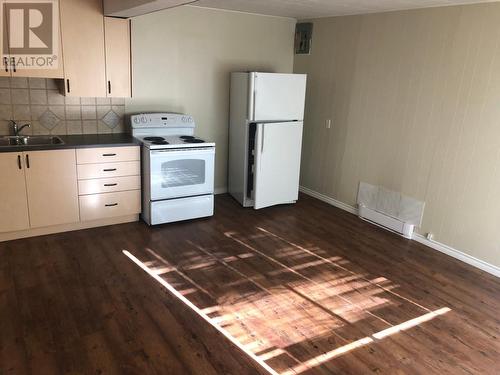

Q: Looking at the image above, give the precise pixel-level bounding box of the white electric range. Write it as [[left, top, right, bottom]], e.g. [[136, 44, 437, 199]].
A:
[[131, 113, 216, 225]]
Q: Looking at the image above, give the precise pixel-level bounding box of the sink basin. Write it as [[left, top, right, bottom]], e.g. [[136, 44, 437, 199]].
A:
[[0, 136, 64, 146]]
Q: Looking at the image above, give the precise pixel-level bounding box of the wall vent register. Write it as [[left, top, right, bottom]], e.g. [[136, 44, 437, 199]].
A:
[[357, 182, 425, 239]]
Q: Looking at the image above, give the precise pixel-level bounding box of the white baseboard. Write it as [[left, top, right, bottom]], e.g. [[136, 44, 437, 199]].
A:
[[299, 186, 357, 214], [215, 187, 228, 195], [299, 185, 500, 278], [412, 234, 500, 278]]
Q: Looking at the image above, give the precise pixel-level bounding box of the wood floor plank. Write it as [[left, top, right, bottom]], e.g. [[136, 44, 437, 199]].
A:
[[0, 193, 499, 374]]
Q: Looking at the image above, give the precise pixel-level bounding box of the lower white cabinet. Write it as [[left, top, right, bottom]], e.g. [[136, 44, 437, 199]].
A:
[[0, 145, 141, 236], [78, 175, 140, 195], [79, 190, 141, 221], [0, 149, 78, 232], [77, 161, 140, 179], [76, 146, 141, 221], [0, 153, 30, 232], [24, 150, 80, 228]]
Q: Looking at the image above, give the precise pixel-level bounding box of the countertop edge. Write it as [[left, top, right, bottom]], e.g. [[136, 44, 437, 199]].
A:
[[0, 134, 141, 153]]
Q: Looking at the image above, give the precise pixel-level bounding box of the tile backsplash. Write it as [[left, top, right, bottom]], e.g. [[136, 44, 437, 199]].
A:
[[0, 77, 126, 136]]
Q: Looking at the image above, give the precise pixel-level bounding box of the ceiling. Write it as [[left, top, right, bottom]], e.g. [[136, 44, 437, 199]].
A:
[[191, 0, 498, 19]]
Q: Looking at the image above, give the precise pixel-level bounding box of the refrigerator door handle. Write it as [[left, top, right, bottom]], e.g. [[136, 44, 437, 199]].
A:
[[261, 125, 265, 153], [248, 73, 256, 120]]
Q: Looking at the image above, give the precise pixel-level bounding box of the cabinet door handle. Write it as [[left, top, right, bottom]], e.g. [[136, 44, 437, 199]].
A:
[[103, 168, 117, 172], [17, 155, 21, 169], [104, 183, 117, 187], [11, 58, 15, 73], [25, 154, 30, 168], [105, 203, 118, 207], [102, 153, 116, 157], [3, 57, 8, 72], [66, 79, 70, 93], [108, 81, 111, 95]]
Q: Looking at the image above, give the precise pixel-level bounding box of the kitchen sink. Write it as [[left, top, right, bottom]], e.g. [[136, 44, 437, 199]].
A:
[[0, 136, 65, 146]]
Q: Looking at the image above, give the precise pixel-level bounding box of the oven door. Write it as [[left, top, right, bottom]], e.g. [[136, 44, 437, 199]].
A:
[[150, 147, 215, 200]]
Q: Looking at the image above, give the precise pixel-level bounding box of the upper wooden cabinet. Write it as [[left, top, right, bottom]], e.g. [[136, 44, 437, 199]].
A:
[[0, 0, 64, 78], [0, 10, 10, 78], [60, 0, 107, 97], [104, 17, 132, 98], [11, 24, 65, 79], [0, 0, 131, 96]]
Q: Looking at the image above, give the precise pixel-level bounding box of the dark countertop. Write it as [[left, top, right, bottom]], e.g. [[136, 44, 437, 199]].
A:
[[0, 133, 141, 152]]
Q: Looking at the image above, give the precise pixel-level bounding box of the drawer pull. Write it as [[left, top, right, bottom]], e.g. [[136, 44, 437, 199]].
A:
[[104, 183, 118, 187], [103, 168, 117, 172], [105, 203, 118, 207], [102, 153, 116, 157]]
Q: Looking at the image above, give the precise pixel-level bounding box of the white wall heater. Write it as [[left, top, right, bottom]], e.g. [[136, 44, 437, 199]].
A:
[[357, 182, 425, 239]]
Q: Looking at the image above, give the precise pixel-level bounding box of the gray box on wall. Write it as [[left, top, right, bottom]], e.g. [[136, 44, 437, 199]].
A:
[[295, 23, 313, 55]]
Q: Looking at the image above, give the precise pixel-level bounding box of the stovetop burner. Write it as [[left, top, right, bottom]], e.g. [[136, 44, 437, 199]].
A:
[[138, 134, 212, 147], [144, 136, 165, 142], [151, 140, 169, 145]]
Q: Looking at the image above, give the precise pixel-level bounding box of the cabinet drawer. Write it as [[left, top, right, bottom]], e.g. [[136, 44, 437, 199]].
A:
[[76, 146, 139, 164], [77, 161, 140, 179], [78, 175, 141, 195], [79, 190, 141, 221]]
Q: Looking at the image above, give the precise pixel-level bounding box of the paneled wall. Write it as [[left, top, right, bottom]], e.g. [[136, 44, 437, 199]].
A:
[[0, 77, 126, 136], [294, 3, 500, 267]]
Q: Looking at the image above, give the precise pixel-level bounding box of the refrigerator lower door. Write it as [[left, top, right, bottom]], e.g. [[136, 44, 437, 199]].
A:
[[253, 121, 303, 209]]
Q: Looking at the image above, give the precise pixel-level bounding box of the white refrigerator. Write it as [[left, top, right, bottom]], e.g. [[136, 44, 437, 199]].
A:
[[228, 72, 307, 209]]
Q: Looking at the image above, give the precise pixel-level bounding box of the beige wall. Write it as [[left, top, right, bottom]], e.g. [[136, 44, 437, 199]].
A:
[[294, 2, 500, 268], [126, 5, 295, 190]]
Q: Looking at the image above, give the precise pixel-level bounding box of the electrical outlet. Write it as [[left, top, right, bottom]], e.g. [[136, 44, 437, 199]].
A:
[[326, 119, 331, 129], [426, 233, 434, 241]]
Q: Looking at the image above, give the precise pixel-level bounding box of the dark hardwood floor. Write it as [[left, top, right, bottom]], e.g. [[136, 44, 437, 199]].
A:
[[1, 193, 499, 374]]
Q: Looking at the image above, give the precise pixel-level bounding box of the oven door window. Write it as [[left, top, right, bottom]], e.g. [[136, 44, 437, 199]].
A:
[[161, 159, 206, 188], [150, 149, 215, 200]]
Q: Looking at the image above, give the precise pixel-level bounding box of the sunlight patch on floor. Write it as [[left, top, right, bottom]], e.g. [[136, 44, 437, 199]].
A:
[[122, 250, 280, 375], [122, 223, 455, 375], [282, 307, 452, 375], [124, 248, 452, 375]]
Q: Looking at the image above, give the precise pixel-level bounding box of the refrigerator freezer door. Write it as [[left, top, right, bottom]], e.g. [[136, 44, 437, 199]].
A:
[[252, 73, 307, 121], [254, 121, 303, 209]]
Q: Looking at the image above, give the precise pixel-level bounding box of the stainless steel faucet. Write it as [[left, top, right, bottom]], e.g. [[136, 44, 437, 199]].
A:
[[11, 121, 31, 136]]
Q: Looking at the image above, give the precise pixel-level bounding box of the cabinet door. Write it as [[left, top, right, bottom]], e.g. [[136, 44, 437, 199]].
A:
[[24, 149, 79, 228], [60, 0, 106, 97], [104, 17, 131, 97], [0, 3, 11, 77], [253, 121, 303, 209], [11, 0, 64, 79], [3, 0, 64, 78], [0, 153, 30, 232]]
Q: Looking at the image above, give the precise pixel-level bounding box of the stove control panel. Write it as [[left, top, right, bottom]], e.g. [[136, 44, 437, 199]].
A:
[[131, 113, 195, 128]]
